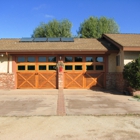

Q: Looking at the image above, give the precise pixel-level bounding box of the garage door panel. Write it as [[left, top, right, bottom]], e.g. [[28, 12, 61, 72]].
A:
[[17, 73, 36, 89], [85, 74, 97, 88], [64, 72, 84, 88], [75, 74, 84, 87], [38, 73, 57, 89], [65, 81, 83, 88], [20, 82, 35, 88], [67, 73, 81, 79], [38, 82, 55, 89], [85, 73, 104, 88], [96, 73, 104, 87]]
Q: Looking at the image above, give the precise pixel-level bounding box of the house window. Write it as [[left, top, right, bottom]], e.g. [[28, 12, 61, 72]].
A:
[[48, 57, 56, 62], [38, 56, 47, 62], [95, 57, 104, 62], [75, 57, 82, 62], [27, 57, 35, 62], [65, 57, 73, 62], [17, 57, 26, 62], [116, 55, 120, 66], [86, 57, 93, 62]]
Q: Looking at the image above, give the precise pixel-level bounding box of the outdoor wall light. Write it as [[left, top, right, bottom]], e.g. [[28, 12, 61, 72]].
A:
[[0, 54, 4, 57], [60, 56, 62, 60]]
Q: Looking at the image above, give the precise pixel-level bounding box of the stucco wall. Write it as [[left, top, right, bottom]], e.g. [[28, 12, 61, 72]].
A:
[[124, 51, 140, 65], [108, 52, 124, 73], [108, 53, 117, 72], [0, 56, 8, 73], [116, 49, 124, 72], [0, 55, 12, 73]]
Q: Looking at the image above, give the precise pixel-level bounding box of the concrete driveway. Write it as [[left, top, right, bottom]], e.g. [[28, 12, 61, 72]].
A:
[[64, 89, 140, 115], [0, 89, 140, 116], [0, 89, 58, 116]]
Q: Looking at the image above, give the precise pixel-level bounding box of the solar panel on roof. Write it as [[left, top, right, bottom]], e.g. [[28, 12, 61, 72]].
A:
[[33, 38, 47, 42], [19, 37, 74, 42], [48, 38, 60, 42], [61, 38, 74, 42], [20, 38, 34, 42]]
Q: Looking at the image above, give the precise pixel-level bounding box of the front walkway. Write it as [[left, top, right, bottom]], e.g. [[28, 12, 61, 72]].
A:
[[0, 89, 140, 116]]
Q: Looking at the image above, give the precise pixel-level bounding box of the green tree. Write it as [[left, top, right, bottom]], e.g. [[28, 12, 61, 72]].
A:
[[78, 17, 98, 38], [78, 16, 119, 38], [32, 19, 72, 37]]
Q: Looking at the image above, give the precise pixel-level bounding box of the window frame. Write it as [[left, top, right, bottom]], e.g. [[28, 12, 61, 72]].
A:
[[116, 55, 120, 66]]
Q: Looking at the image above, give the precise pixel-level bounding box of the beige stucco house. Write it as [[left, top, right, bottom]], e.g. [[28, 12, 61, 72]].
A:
[[0, 34, 140, 91]]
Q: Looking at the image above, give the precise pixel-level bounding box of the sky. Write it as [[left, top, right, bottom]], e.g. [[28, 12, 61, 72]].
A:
[[0, 0, 140, 38]]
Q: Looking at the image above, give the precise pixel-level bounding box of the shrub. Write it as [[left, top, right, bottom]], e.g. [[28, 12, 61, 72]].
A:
[[134, 95, 140, 99], [123, 55, 140, 90]]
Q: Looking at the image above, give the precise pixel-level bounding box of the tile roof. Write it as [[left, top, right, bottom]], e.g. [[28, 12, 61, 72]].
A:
[[0, 38, 116, 52], [104, 34, 140, 47]]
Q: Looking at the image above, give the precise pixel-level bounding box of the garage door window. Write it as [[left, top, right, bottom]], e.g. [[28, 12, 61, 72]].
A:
[[18, 65, 25, 70], [65, 65, 73, 70], [28, 65, 35, 70], [86, 65, 94, 70], [39, 65, 46, 70], [75, 65, 82, 70], [96, 65, 103, 70], [48, 65, 56, 70]]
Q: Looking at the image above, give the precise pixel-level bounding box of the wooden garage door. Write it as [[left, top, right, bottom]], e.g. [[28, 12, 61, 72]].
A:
[[16, 56, 57, 89], [64, 56, 105, 89]]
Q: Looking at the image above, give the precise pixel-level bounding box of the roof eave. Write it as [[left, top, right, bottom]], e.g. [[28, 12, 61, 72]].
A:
[[123, 47, 140, 51], [0, 50, 109, 54], [103, 34, 123, 50]]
